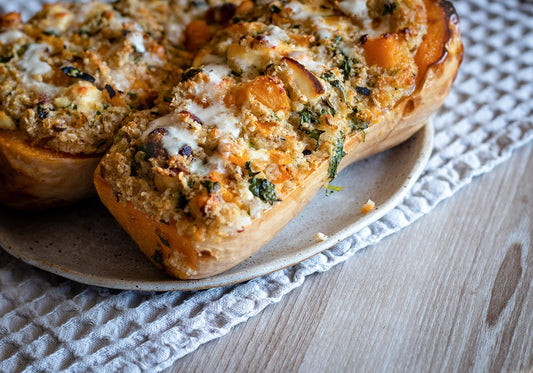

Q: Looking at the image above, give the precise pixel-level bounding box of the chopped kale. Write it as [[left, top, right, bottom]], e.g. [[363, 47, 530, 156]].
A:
[[356, 86, 371, 96], [331, 80, 347, 102], [307, 129, 326, 151], [349, 110, 369, 142], [340, 52, 352, 81], [245, 161, 257, 176], [328, 132, 346, 180], [42, 30, 59, 37], [298, 108, 324, 150], [299, 108, 320, 126], [0, 54, 13, 63], [191, 0, 206, 7], [332, 35, 342, 48], [383, 2, 398, 15], [269, 4, 281, 13], [61, 66, 96, 83], [16, 44, 29, 57], [113, 133, 122, 143], [201, 180, 221, 193], [321, 99, 336, 116], [249, 177, 277, 205], [181, 68, 202, 82], [176, 193, 189, 209], [322, 72, 347, 102], [322, 71, 335, 81], [352, 120, 369, 141]]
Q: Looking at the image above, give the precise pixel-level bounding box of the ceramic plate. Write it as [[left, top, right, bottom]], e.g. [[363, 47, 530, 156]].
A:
[[0, 122, 433, 291]]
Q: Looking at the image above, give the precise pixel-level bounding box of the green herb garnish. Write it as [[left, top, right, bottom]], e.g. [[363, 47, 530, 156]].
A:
[[201, 180, 221, 193], [321, 99, 336, 116], [349, 111, 369, 142], [322, 72, 347, 102], [298, 108, 324, 150], [340, 52, 351, 81], [16, 44, 29, 57], [249, 177, 277, 205], [325, 183, 344, 196], [328, 132, 346, 180], [245, 161, 256, 176], [299, 108, 319, 125]]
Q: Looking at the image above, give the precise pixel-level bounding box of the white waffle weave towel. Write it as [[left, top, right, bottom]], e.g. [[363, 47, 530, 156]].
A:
[[0, 0, 532, 371]]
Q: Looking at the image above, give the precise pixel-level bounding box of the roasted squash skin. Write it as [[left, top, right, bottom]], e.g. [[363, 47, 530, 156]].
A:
[[94, 0, 463, 279], [0, 130, 101, 209]]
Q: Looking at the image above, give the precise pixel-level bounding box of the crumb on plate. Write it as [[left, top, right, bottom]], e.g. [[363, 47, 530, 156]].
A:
[[314, 232, 329, 242], [361, 199, 376, 214]]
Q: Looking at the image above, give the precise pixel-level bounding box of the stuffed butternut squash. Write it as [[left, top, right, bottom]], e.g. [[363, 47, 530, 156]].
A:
[[0, 0, 210, 208], [94, 0, 462, 279]]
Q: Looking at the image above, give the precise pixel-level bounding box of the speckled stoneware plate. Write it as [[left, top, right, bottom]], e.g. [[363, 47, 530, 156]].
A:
[[0, 121, 433, 291]]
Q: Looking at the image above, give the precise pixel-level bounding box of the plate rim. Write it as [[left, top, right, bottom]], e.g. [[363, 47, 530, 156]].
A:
[[1, 121, 434, 291]]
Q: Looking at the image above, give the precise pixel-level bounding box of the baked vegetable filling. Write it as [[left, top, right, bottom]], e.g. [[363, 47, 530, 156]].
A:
[[0, 0, 205, 154], [98, 0, 428, 240]]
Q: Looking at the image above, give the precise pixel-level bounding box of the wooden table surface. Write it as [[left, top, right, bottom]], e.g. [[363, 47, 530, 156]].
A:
[[168, 143, 532, 372]]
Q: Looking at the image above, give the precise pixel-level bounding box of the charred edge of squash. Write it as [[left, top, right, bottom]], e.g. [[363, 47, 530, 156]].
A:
[[414, 0, 463, 90], [433, 0, 462, 66]]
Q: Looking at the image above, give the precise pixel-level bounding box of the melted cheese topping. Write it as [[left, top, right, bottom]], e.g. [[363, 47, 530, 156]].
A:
[[0, 30, 25, 44], [17, 43, 52, 78], [99, 0, 427, 241], [0, 0, 199, 154], [337, 0, 369, 20]]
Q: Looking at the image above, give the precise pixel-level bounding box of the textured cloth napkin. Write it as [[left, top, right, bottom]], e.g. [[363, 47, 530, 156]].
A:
[[1, 0, 532, 371]]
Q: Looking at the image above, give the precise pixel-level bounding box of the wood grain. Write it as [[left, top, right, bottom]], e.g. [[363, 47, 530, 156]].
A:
[[169, 144, 532, 372]]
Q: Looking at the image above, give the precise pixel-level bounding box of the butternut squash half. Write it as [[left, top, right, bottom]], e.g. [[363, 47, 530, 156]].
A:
[[95, 0, 463, 279], [0, 0, 195, 209]]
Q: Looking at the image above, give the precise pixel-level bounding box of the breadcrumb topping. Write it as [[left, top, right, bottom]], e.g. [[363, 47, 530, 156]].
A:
[[98, 0, 427, 240]]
